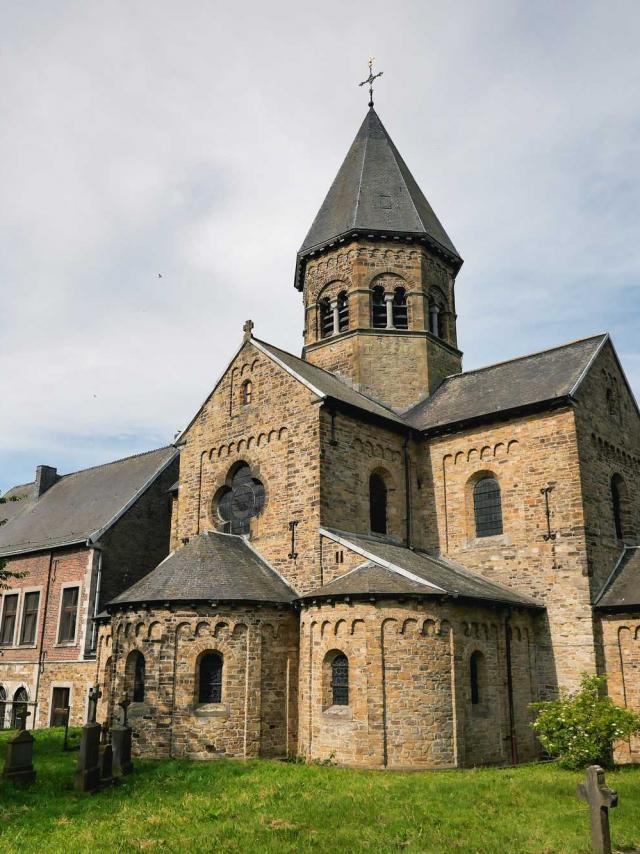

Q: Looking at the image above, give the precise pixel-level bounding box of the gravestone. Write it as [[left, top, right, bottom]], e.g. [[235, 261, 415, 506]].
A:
[[577, 765, 618, 854], [2, 708, 36, 786], [74, 686, 102, 793], [111, 692, 133, 776]]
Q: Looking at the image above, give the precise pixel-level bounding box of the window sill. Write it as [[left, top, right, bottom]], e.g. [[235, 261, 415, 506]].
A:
[[54, 642, 78, 648], [194, 704, 229, 719], [322, 705, 352, 721], [16, 643, 38, 649], [465, 534, 510, 549]]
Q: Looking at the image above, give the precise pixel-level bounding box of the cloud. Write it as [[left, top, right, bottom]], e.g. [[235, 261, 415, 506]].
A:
[[2, 0, 640, 491]]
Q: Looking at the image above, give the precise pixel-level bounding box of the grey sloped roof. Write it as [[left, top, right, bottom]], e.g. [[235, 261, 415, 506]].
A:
[[253, 339, 408, 427], [405, 334, 607, 433], [0, 483, 35, 526], [297, 108, 461, 281], [595, 547, 640, 610], [311, 529, 542, 609], [0, 447, 177, 557], [109, 532, 296, 607]]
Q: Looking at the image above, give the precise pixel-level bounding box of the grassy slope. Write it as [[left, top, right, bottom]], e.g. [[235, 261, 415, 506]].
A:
[[1, 729, 639, 853]]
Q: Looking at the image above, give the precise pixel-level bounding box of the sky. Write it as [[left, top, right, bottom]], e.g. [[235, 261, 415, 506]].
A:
[[1, 0, 640, 493]]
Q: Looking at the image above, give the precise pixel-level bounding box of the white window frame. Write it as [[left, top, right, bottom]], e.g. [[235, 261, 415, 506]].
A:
[[16, 585, 43, 648], [54, 582, 82, 646], [0, 589, 20, 646]]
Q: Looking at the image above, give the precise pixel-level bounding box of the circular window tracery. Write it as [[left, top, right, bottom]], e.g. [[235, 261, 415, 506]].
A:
[[215, 463, 265, 534]]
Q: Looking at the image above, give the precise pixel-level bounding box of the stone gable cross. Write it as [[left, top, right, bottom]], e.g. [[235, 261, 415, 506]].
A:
[[243, 319, 254, 342], [577, 765, 618, 854], [87, 685, 102, 724]]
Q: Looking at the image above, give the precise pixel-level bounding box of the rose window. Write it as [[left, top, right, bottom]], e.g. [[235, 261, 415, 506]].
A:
[[215, 463, 265, 535]]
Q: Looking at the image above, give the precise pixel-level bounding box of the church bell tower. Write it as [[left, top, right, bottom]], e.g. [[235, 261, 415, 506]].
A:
[[295, 106, 463, 412]]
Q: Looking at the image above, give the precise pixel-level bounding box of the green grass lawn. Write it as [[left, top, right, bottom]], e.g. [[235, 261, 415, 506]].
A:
[[1, 729, 639, 853]]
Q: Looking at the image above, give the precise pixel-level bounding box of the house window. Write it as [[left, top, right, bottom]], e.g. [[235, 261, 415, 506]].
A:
[[369, 473, 388, 535], [198, 651, 223, 704], [611, 474, 629, 540], [371, 285, 387, 329], [320, 298, 333, 338], [50, 687, 70, 727], [242, 379, 253, 405], [337, 291, 349, 332], [392, 287, 408, 329], [0, 685, 6, 730], [331, 653, 349, 706], [473, 477, 503, 538], [58, 587, 79, 643], [19, 591, 40, 645], [11, 687, 28, 729], [0, 594, 18, 645], [216, 462, 266, 535], [470, 651, 485, 705]]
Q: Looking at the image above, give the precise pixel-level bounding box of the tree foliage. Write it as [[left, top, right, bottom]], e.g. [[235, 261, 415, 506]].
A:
[[531, 674, 640, 769]]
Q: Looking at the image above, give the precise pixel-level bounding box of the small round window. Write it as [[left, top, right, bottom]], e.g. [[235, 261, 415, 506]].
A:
[[215, 463, 265, 535]]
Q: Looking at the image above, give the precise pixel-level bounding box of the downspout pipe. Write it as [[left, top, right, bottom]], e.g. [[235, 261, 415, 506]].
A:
[[34, 550, 55, 728], [89, 545, 103, 654], [403, 433, 412, 548], [505, 609, 518, 765]]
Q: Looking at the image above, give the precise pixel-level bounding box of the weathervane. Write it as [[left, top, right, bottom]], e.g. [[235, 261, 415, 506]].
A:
[[359, 57, 383, 108]]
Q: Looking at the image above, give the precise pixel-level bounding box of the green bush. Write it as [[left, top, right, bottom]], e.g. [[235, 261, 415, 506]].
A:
[[531, 674, 640, 769]]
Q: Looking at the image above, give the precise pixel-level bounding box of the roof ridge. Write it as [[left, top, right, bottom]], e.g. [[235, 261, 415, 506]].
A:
[[56, 445, 175, 481]]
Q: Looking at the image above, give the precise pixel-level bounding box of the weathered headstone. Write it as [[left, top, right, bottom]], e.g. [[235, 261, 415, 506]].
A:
[[577, 765, 618, 854], [74, 686, 102, 793], [112, 692, 133, 776], [2, 709, 36, 786]]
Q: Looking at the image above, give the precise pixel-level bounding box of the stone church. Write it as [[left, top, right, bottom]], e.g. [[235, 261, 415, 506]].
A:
[[94, 106, 640, 768]]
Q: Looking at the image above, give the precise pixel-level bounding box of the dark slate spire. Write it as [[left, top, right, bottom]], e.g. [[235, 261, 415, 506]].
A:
[[295, 108, 462, 289]]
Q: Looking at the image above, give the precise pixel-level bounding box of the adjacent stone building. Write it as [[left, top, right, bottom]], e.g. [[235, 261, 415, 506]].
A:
[[0, 447, 178, 729]]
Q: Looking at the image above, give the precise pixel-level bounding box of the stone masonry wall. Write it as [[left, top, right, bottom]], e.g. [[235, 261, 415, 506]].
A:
[[599, 613, 640, 763]]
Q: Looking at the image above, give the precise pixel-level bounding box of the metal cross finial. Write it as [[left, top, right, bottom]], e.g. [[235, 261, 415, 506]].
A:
[[359, 57, 383, 108]]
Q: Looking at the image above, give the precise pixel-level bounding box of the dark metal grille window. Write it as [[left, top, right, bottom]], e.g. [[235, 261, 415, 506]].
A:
[[372, 286, 386, 328], [369, 473, 387, 535], [199, 652, 223, 704], [0, 685, 5, 729], [392, 287, 408, 329], [133, 652, 145, 703], [473, 477, 503, 538], [58, 587, 79, 643], [337, 291, 349, 332], [217, 464, 266, 535], [0, 594, 18, 645], [320, 299, 333, 338], [19, 591, 40, 645], [331, 654, 349, 706], [470, 651, 482, 704], [11, 687, 28, 729]]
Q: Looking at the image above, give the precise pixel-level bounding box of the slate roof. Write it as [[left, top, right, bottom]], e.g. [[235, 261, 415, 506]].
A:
[[405, 334, 608, 433], [0, 483, 35, 526], [0, 447, 178, 557], [595, 547, 640, 611], [295, 108, 461, 288], [108, 532, 296, 607], [306, 529, 542, 609], [253, 339, 408, 427]]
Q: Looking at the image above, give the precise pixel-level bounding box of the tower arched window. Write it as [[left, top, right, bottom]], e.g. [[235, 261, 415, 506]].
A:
[[470, 651, 485, 705], [126, 651, 146, 703], [392, 287, 408, 329], [371, 286, 386, 329], [0, 685, 6, 730], [473, 476, 503, 538], [319, 298, 333, 338], [611, 473, 630, 540], [369, 473, 388, 535], [11, 687, 28, 729], [198, 651, 223, 704], [331, 653, 349, 706], [242, 379, 253, 406], [215, 462, 266, 535], [337, 291, 349, 332]]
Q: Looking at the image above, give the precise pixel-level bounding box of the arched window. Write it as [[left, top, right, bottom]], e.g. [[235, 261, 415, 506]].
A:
[[216, 462, 266, 535], [470, 651, 485, 705], [371, 285, 387, 329], [331, 653, 349, 706], [611, 474, 630, 540], [473, 476, 503, 538], [11, 687, 28, 729], [241, 379, 252, 405], [392, 287, 408, 329], [126, 651, 146, 703], [369, 473, 388, 535], [319, 298, 333, 338], [198, 651, 223, 704], [337, 291, 349, 332], [0, 685, 6, 730]]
